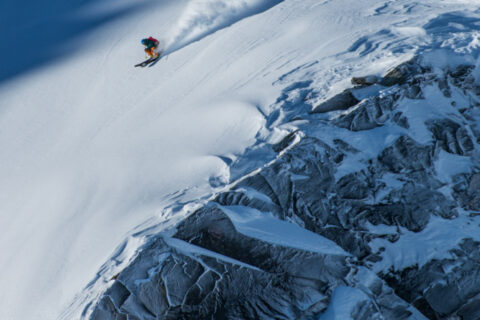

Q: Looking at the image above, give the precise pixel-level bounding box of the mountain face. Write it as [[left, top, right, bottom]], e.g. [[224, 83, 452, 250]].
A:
[[4, 0, 480, 319], [86, 57, 480, 319]]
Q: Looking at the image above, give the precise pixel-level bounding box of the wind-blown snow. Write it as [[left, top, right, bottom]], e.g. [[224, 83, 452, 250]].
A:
[[2, 0, 480, 319], [165, 0, 283, 53]]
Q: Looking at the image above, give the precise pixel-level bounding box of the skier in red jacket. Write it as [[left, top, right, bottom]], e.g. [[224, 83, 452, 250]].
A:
[[141, 36, 160, 58]]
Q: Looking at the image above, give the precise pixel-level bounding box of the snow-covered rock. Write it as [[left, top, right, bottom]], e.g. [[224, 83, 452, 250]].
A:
[[88, 57, 480, 319]]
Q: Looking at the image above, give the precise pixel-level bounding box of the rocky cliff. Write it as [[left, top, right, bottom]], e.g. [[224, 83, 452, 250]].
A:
[[88, 58, 480, 319]]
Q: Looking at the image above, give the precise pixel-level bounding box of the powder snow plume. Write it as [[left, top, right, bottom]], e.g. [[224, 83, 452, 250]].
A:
[[164, 0, 283, 53]]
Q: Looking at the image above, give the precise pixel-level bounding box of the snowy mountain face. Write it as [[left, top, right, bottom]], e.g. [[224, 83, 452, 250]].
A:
[[3, 0, 480, 319], [87, 60, 480, 319]]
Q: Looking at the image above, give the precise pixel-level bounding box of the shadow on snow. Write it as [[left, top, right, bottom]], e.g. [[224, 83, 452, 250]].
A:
[[0, 0, 154, 85]]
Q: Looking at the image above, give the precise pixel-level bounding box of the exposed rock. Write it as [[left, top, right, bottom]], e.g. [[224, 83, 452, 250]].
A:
[[392, 111, 410, 128], [333, 94, 398, 131], [311, 89, 359, 113], [351, 75, 379, 87], [404, 83, 423, 99], [378, 135, 433, 173], [452, 173, 480, 211], [467, 173, 480, 211], [272, 130, 299, 153], [382, 239, 480, 318], [428, 119, 474, 156], [380, 59, 426, 87]]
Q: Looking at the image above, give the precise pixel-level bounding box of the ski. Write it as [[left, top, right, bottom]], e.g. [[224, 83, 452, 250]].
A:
[[134, 57, 154, 68], [134, 55, 160, 68]]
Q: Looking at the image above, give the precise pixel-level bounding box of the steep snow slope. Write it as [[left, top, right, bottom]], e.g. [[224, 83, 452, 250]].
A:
[[2, 0, 480, 319], [0, 0, 282, 318]]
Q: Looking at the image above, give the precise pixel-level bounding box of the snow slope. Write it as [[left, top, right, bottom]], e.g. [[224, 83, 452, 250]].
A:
[[2, 0, 480, 319]]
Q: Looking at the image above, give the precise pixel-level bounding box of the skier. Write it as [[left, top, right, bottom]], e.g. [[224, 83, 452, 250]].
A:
[[141, 36, 160, 58]]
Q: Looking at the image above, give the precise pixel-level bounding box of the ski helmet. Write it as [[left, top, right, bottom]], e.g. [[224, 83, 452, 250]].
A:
[[141, 39, 148, 45]]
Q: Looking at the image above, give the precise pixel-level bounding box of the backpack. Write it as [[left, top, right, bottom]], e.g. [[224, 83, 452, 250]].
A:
[[148, 37, 159, 46]]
